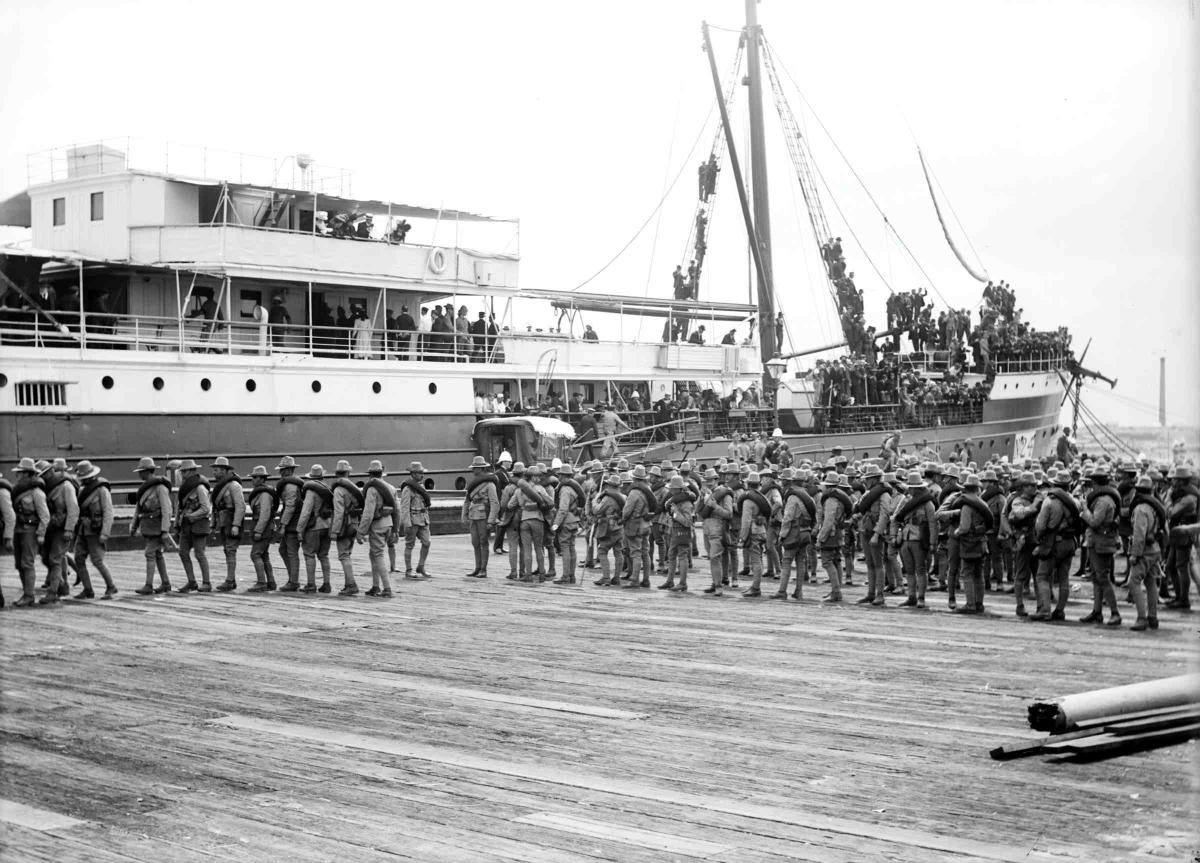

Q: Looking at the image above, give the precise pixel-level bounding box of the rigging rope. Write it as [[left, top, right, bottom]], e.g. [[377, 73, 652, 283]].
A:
[[924, 149, 990, 280], [765, 37, 950, 307], [567, 104, 713, 294], [1077, 396, 1139, 457], [918, 147, 988, 284]]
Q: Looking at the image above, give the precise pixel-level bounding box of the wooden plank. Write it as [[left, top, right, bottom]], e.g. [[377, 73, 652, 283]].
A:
[[514, 811, 735, 858], [0, 799, 87, 831]]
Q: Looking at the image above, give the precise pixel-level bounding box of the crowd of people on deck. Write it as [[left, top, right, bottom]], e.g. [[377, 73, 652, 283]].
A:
[[313, 211, 411, 243], [4, 435, 1195, 637]]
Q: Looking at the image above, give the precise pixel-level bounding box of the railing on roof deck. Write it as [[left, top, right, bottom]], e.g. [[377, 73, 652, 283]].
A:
[[26, 138, 353, 195], [889, 350, 1067, 377], [809, 400, 984, 435]]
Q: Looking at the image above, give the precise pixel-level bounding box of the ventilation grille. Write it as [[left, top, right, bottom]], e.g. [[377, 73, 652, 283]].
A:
[[15, 382, 67, 407]]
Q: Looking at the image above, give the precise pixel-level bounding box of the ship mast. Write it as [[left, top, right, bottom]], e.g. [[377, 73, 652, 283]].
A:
[[743, 0, 775, 363]]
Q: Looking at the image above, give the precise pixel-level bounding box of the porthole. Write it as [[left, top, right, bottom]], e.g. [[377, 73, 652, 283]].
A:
[[1002, 383, 1007, 390], [423, 478, 435, 490], [311, 380, 322, 393], [152, 377, 164, 391], [454, 477, 466, 491], [1014, 383, 1020, 389], [200, 378, 212, 391], [989, 439, 995, 447], [245, 378, 257, 392], [428, 382, 438, 395], [0, 373, 7, 387], [372, 381, 381, 394], [102, 375, 114, 389], [1005, 437, 1011, 445]]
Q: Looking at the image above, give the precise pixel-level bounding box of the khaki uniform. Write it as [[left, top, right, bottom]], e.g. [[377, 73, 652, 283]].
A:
[[213, 477, 246, 586], [75, 478, 116, 595]]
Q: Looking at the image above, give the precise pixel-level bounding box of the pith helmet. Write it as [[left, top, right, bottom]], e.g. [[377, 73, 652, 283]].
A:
[[305, 464, 326, 479], [408, 461, 426, 474], [250, 465, 270, 478], [132, 456, 158, 473], [470, 455, 489, 469], [276, 455, 297, 470], [12, 457, 37, 473], [668, 475, 685, 490], [166, 459, 182, 471], [335, 459, 352, 475], [368, 459, 385, 476], [498, 451, 513, 465], [73, 460, 101, 480]]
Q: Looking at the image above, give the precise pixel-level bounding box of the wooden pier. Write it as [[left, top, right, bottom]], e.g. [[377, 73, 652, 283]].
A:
[[1, 537, 1196, 862]]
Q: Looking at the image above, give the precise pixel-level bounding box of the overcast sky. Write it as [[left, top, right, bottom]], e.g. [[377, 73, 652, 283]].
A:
[[1, 0, 1196, 426]]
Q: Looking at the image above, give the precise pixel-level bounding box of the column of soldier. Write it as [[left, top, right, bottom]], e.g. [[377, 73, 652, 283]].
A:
[[3, 447, 1196, 634]]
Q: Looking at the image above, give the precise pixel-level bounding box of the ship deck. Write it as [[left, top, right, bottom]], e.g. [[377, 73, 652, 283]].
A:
[[1, 537, 1196, 862]]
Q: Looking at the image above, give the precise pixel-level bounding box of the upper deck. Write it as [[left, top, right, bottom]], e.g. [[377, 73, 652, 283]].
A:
[[12, 140, 519, 291]]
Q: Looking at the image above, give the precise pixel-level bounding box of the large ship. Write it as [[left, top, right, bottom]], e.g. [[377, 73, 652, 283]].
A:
[[0, 5, 1101, 496]]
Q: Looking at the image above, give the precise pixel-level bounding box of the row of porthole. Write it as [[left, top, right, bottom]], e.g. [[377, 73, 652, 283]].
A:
[[98, 377, 440, 396], [1000, 379, 1055, 390]]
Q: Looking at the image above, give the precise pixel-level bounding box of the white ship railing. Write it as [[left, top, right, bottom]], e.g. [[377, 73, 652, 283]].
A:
[[27, 138, 353, 195], [0, 310, 760, 375]]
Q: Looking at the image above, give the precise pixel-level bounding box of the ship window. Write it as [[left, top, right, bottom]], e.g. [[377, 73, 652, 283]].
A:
[[152, 376, 164, 391], [423, 478, 435, 490], [90, 192, 104, 221], [454, 477, 466, 491], [989, 439, 995, 447], [311, 380, 322, 393], [15, 382, 66, 407], [0, 373, 7, 387], [52, 197, 66, 226], [372, 381, 381, 394], [101, 375, 114, 389], [200, 378, 212, 391], [428, 382, 438, 394], [245, 378, 257, 392]]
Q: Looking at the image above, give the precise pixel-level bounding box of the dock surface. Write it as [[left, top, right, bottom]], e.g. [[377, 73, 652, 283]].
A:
[[1, 537, 1197, 862]]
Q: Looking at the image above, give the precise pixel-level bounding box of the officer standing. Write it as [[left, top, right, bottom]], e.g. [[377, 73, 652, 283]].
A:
[[1127, 474, 1165, 631], [245, 466, 278, 592], [275, 456, 304, 592], [72, 460, 117, 599], [720, 463, 744, 588], [40, 458, 79, 604], [1078, 463, 1122, 625], [492, 451, 513, 556], [358, 460, 401, 597], [935, 464, 964, 607], [174, 459, 213, 593], [890, 470, 934, 609], [330, 460, 364, 595], [398, 461, 432, 578], [581, 461, 603, 569], [1165, 466, 1198, 610], [981, 469, 1008, 591], [550, 464, 583, 585], [502, 462, 526, 580], [296, 464, 334, 593], [130, 457, 173, 595], [621, 465, 654, 589], [9, 458, 49, 607], [462, 456, 499, 578], [211, 457, 246, 592]]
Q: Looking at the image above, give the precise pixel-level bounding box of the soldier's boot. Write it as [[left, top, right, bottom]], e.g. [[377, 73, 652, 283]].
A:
[[319, 559, 333, 592], [404, 546, 414, 578], [622, 553, 642, 589], [416, 545, 430, 576], [193, 548, 211, 588], [956, 574, 977, 613], [388, 544, 397, 572], [223, 550, 238, 589], [340, 557, 357, 592]]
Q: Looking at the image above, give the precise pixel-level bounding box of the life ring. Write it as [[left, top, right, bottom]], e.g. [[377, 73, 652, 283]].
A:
[[427, 247, 447, 275]]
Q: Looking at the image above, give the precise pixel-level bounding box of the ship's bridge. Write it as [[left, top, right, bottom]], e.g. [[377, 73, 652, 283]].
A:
[[11, 140, 520, 292]]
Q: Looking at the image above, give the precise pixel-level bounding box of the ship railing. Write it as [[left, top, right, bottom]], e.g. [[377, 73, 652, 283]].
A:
[[810, 401, 984, 435], [991, 352, 1067, 374], [0, 309, 751, 372]]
